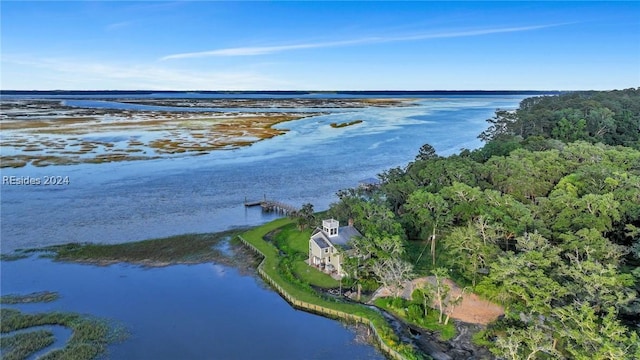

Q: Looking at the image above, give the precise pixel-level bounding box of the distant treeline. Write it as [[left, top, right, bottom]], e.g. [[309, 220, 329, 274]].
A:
[[478, 88, 640, 153], [0, 90, 559, 96]]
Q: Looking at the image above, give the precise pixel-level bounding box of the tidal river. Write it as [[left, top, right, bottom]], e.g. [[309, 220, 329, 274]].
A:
[[0, 94, 527, 359]]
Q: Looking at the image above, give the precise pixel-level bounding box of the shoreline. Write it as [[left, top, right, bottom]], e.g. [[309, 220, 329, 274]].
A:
[[1, 227, 385, 359], [2, 220, 495, 360]]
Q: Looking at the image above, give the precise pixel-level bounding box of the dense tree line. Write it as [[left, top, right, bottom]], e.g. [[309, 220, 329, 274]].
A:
[[328, 89, 640, 359], [477, 88, 640, 154]]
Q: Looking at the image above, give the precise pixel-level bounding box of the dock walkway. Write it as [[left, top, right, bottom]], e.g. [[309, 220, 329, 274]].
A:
[[244, 197, 298, 215]]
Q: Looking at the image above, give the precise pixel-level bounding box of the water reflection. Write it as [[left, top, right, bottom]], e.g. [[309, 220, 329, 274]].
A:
[[1, 257, 383, 359]]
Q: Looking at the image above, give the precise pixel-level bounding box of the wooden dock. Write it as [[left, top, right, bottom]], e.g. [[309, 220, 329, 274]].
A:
[[244, 197, 298, 215]]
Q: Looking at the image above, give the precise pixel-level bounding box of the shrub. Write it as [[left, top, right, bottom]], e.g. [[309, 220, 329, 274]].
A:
[[407, 304, 423, 322], [391, 297, 406, 309]]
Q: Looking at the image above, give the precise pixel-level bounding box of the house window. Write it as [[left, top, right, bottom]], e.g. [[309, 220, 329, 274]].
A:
[[324, 248, 328, 253]]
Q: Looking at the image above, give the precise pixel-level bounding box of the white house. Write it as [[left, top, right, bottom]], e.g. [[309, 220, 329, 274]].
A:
[[308, 219, 361, 278]]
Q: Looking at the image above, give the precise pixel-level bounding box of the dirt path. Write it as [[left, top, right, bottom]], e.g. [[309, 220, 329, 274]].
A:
[[370, 276, 504, 325]]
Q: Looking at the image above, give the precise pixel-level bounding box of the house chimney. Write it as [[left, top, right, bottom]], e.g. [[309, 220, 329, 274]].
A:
[[348, 218, 354, 227]]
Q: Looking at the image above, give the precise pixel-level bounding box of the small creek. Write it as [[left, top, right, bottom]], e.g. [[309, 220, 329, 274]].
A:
[[320, 293, 493, 359], [1, 325, 72, 360]]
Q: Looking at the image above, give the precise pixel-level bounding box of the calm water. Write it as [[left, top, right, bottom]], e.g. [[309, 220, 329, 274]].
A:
[[0, 94, 529, 358], [1, 256, 382, 359], [1, 95, 527, 252]]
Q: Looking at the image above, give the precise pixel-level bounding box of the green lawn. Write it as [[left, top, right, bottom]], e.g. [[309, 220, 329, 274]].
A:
[[273, 223, 312, 256], [238, 218, 422, 359], [292, 260, 340, 288], [272, 223, 339, 288], [241, 219, 360, 312]]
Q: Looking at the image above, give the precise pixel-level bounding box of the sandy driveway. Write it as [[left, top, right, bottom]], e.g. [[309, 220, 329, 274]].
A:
[[370, 276, 504, 325]]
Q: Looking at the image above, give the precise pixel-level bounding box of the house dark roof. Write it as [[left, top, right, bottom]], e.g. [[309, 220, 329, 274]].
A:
[[331, 226, 362, 247], [311, 235, 331, 249], [311, 222, 362, 250]]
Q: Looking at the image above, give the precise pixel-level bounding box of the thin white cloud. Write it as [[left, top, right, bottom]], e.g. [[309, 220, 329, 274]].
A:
[[106, 21, 133, 31], [161, 38, 379, 60], [161, 24, 564, 60]]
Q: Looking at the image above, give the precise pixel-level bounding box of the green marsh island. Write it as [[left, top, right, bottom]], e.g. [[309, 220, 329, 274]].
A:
[[1, 292, 127, 360]]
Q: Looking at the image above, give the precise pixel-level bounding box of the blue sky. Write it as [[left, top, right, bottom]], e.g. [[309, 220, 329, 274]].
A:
[[1, 1, 638, 90]]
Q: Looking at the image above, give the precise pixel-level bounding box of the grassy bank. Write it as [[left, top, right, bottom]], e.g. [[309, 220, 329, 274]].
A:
[[239, 218, 424, 360]]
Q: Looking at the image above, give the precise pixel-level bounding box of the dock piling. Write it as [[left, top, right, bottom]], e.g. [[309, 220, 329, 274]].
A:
[[244, 196, 298, 215]]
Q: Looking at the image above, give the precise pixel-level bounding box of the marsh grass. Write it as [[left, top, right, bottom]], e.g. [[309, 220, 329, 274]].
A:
[[31, 156, 80, 167], [0, 329, 55, 360], [361, 98, 416, 106], [1, 291, 60, 304], [0, 253, 30, 261], [3, 112, 306, 166], [1, 121, 51, 130], [117, 98, 405, 109], [0, 157, 28, 168], [0, 308, 127, 360], [0, 290, 126, 360], [44, 231, 242, 266], [22, 147, 43, 152], [330, 120, 364, 128]]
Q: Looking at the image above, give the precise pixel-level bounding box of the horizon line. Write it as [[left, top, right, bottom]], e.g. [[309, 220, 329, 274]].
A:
[[0, 89, 575, 93]]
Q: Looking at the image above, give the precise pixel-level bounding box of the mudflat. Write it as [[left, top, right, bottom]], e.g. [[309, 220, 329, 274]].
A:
[[1, 97, 417, 168], [0, 99, 319, 167]]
